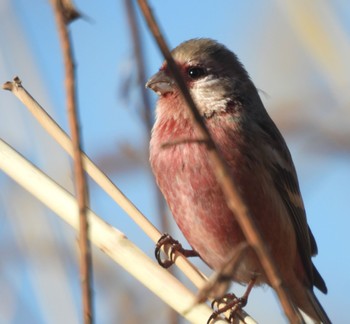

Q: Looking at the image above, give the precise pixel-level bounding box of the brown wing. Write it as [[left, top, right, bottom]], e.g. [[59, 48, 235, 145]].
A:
[[256, 117, 326, 293]]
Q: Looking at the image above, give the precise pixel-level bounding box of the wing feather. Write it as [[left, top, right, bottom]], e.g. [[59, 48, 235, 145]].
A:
[[256, 117, 321, 289]]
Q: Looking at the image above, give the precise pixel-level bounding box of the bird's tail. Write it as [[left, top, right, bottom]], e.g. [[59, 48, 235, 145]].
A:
[[288, 275, 331, 323], [304, 289, 332, 324]]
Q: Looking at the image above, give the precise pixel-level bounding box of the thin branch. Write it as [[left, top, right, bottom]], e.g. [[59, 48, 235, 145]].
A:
[[123, 2, 177, 323], [0, 139, 229, 324], [123, 0, 169, 244], [124, 0, 152, 132], [51, 1, 93, 323], [136, 1, 302, 322]]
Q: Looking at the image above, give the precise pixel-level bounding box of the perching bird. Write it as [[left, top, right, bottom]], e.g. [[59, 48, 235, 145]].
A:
[[147, 38, 330, 323]]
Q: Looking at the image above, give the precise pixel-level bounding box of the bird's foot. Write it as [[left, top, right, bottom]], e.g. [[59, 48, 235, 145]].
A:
[[207, 293, 247, 324], [207, 276, 256, 324], [155, 233, 199, 268]]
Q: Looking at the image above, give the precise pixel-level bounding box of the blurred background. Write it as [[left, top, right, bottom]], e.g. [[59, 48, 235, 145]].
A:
[[0, 0, 349, 323]]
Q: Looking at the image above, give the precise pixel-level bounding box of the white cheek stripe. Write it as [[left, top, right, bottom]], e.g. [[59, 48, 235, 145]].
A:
[[191, 78, 231, 116]]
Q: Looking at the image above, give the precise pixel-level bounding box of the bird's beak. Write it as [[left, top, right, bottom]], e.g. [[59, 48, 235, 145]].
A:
[[146, 70, 175, 96]]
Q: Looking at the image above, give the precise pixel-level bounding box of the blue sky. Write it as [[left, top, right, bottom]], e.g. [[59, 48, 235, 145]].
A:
[[1, 1, 349, 323]]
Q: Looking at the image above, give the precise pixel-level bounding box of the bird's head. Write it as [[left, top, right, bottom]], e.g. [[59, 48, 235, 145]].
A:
[[146, 38, 257, 118]]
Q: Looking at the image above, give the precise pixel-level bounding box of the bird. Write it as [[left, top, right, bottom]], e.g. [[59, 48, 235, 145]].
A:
[[147, 38, 330, 323]]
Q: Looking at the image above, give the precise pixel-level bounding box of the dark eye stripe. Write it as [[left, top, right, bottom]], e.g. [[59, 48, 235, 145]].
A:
[[187, 67, 206, 79]]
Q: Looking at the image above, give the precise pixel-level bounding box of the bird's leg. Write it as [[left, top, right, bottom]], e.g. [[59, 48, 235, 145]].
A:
[[197, 242, 249, 303], [208, 276, 257, 324], [155, 233, 199, 268]]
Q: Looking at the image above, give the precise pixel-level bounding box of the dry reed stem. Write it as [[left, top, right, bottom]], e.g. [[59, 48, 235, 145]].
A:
[[0, 138, 231, 324], [51, 1, 93, 322], [136, 1, 302, 322]]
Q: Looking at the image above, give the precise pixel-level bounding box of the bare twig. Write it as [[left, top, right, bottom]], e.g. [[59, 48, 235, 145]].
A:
[[124, 2, 177, 323], [136, 1, 302, 322], [51, 1, 93, 323], [0, 139, 229, 324], [124, 0, 152, 131], [123, 0, 170, 246]]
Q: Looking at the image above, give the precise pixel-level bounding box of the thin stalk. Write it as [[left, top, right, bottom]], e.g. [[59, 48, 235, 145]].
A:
[[51, 1, 93, 323]]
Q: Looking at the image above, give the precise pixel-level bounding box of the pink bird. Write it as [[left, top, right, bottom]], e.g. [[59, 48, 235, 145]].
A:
[[147, 38, 330, 323]]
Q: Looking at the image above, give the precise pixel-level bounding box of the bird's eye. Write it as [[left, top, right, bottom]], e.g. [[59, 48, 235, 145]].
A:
[[187, 66, 206, 79]]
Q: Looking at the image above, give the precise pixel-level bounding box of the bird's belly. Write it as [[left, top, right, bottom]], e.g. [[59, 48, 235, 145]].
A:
[[151, 142, 264, 283]]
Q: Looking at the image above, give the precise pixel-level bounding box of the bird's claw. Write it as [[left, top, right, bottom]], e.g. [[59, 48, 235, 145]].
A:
[[207, 293, 247, 324], [155, 233, 181, 268], [155, 233, 199, 268]]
